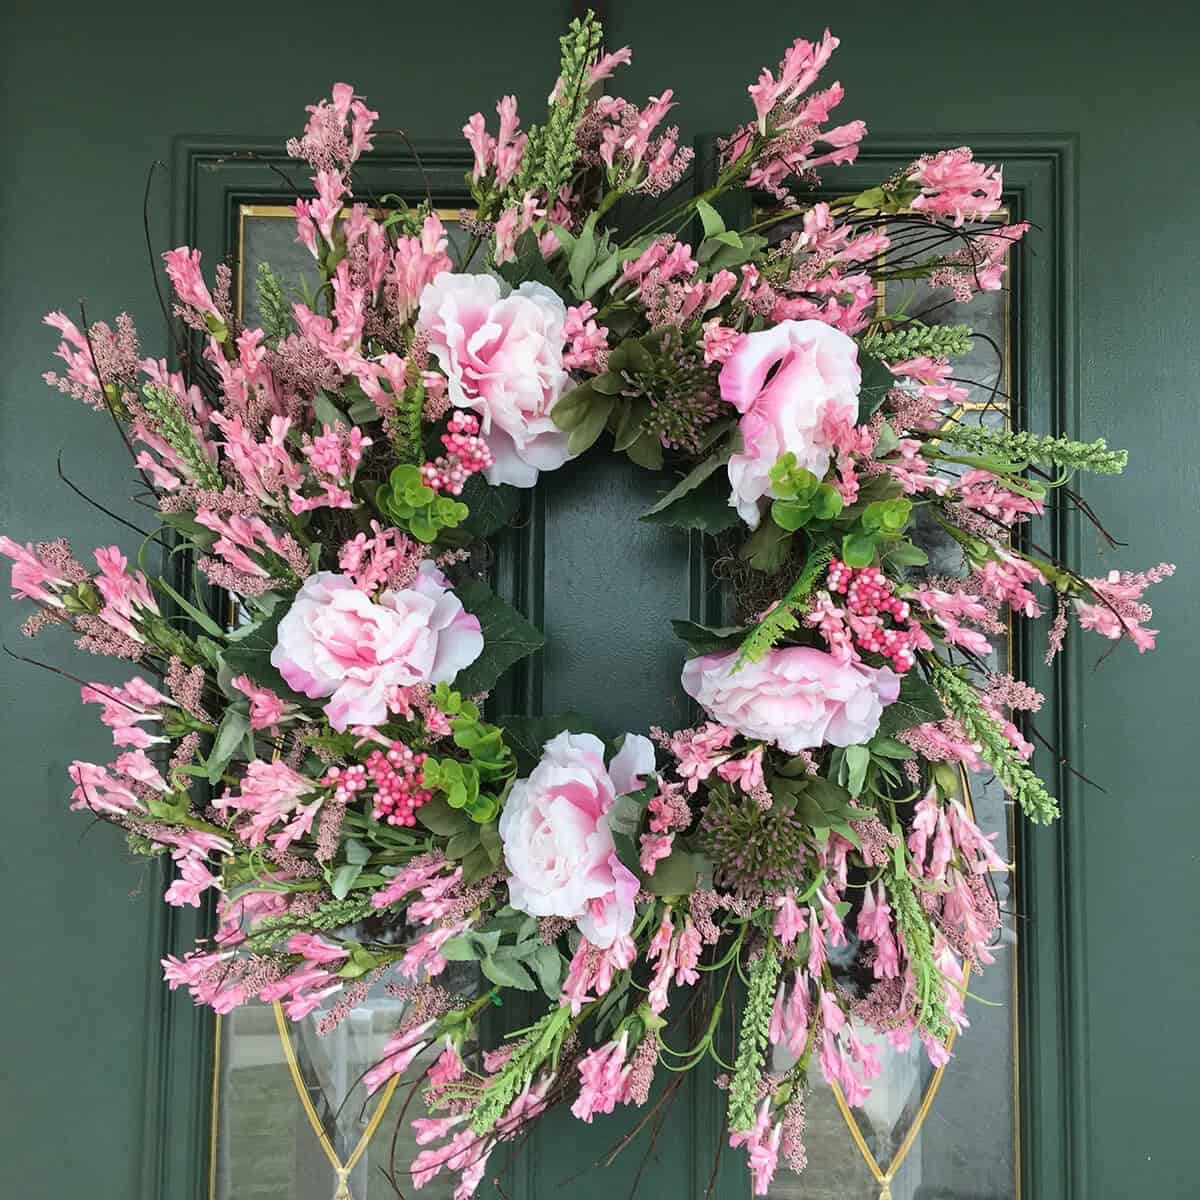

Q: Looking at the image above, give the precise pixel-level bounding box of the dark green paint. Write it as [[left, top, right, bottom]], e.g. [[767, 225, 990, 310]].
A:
[[2, 3, 1197, 1198]]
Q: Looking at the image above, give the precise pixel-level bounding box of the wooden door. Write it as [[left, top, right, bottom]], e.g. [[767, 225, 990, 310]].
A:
[[2, 4, 1195, 1199]]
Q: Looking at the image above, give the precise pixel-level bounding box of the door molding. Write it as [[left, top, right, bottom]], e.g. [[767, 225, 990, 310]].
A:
[[144, 131, 1081, 1199]]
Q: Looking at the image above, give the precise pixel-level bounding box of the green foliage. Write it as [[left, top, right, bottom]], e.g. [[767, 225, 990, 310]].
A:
[[458, 475, 521, 538], [554, 334, 723, 469], [242, 893, 375, 953], [727, 939, 781, 1132], [140, 384, 223, 488], [887, 852, 952, 1042], [861, 321, 974, 362], [841, 497, 913, 567], [856, 352, 896, 424], [929, 659, 1059, 822], [510, 10, 603, 203], [470, 1005, 574, 1134], [640, 444, 739, 533], [375, 464, 468, 543], [495, 710, 605, 775], [552, 211, 624, 302], [735, 541, 834, 667], [739, 515, 793, 573], [452, 577, 545, 695], [768, 452, 844, 532], [255, 262, 293, 343], [670, 619, 748, 656], [935, 425, 1128, 475], [874, 671, 946, 738]]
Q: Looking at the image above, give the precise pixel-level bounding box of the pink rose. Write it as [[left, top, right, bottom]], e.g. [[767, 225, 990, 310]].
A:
[[720, 319, 861, 527], [681, 647, 899, 753], [270, 563, 482, 731], [417, 273, 572, 487], [498, 731, 654, 948]]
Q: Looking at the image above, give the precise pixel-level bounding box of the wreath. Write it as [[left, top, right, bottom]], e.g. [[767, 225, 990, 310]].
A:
[[5, 13, 1173, 1197]]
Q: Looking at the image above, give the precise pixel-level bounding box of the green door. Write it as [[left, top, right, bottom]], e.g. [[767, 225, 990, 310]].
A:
[[1, 4, 1195, 1200]]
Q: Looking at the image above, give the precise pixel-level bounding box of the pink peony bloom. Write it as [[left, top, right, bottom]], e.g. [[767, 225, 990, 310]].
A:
[[681, 646, 899, 753], [270, 564, 482, 731], [719, 320, 861, 527], [417, 273, 572, 487], [498, 731, 654, 948]]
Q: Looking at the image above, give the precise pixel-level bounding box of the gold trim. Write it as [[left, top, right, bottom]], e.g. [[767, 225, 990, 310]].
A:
[[208, 1012, 222, 1200], [272, 1001, 401, 1199]]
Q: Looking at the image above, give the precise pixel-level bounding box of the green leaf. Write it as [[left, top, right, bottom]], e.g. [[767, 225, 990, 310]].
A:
[[695, 198, 726, 239], [612, 397, 651, 452], [439, 935, 479, 963], [206, 709, 250, 784], [453, 578, 545, 695], [582, 253, 621, 300], [875, 672, 946, 738], [884, 541, 929, 569], [869, 736, 916, 760], [344, 838, 371, 865], [844, 744, 870, 797], [841, 530, 878, 567], [479, 820, 503, 865], [551, 381, 597, 431], [497, 711, 604, 775], [416, 795, 471, 837], [446, 828, 482, 859], [461, 844, 496, 885], [459, 476, 521, 538], [741, 518, 793, 572], [531, 945, 564, 999], [640, 446, 737, 532], [791, 777, 858, 827], [857, 353, 894, 424], [624, 429, 664, 471], [567, 393, 615, 454], [645, 848, 701, 896], [671, 619, 748, 656], [152, 576, 225, 637], [481, 955, 536, 990], [312, 390, 349, 430], [329, 862, 363, 900]]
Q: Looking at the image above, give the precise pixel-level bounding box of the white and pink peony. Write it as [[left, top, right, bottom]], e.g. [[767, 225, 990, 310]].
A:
[[720, 319, 861, 527], [417, 272, 572, 488], [681, 646, 899, 753], [499, 731, 654, 948], [270, 563, 482, 731]]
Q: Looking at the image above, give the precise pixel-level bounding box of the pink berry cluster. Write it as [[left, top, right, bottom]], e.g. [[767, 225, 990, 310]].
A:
[[321, 742, 432, 826], [826, 559, 919, 672], [420, 412, 495, 495]]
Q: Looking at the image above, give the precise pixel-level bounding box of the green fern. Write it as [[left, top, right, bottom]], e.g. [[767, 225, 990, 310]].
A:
[[255, 262, 293, 344], [141, 384, 223, 489], [735, 542, 834, 668]]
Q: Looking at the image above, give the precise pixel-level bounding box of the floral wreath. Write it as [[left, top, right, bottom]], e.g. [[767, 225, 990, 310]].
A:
[[4, 13, 1173, 1198]]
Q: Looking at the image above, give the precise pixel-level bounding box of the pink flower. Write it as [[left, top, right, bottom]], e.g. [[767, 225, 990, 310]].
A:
[[498, 731, 653, 948], [418, 273, 572, 487], [162, 247, 220, 321], [571, 1032, 631, 1122], [231, 674, 295, 732], [719, 320, 861, 527], [270, 564, 482, 731], [681, 647, 899, 753], [214, 758, 316, 845], [909, 147, 1003, 227]]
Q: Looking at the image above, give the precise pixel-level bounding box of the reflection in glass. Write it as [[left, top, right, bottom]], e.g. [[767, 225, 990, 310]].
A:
[[762, 217, 1019, 1200]]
